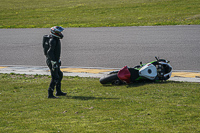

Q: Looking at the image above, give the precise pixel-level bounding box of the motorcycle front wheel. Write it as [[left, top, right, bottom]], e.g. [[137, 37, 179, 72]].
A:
[[99, 74, 121, 85]]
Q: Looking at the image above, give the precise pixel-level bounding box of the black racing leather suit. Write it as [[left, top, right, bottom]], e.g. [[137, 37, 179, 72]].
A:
[[46, 36, 63, 92]]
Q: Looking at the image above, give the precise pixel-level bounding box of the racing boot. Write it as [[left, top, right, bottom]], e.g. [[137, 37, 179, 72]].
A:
[[48, 87, 58, 98], [55, 83, 67, 96]]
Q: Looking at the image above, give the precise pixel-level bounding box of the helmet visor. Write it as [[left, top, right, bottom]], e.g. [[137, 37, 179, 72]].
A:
[[57, 26, 64, 33]]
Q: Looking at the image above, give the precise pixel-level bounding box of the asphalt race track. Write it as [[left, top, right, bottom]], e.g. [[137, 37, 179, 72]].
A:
[[0, 25, 200, 71]]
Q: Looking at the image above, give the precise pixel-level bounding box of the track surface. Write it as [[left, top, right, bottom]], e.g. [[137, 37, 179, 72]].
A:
[[0, 25, 200, 71]]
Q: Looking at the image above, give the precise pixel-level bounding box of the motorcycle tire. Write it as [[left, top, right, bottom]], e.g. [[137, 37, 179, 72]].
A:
[[99, 74, 119, 84]]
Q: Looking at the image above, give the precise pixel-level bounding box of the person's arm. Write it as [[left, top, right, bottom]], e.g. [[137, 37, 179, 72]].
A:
[[47, 39, 56, 61]]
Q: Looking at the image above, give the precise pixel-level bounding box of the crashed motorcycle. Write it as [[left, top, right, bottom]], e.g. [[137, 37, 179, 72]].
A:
[[100, 57, 172, 85]]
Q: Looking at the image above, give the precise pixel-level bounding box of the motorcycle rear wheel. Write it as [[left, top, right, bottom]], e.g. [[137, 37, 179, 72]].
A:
[[99, 74, 120, 84]]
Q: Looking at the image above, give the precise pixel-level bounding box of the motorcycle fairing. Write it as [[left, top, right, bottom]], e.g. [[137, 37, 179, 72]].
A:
[[159, 61, 173, 79], [117, 66, 131, 83], [139, 63, 157, 80]]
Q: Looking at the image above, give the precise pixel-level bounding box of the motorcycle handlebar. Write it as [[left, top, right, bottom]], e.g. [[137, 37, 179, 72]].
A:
[[155, 56, 159, 61]]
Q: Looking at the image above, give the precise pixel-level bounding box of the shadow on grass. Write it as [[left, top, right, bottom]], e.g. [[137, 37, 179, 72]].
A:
[[66, 95, 119, 100], [102, 80, 177, 88]]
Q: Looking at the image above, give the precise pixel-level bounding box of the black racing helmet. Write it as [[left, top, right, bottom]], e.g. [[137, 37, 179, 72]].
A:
[[50, 26, 64, 39]]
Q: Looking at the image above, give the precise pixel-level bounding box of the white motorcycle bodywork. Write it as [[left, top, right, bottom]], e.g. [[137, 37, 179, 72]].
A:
[[139, 63, 157, 80]]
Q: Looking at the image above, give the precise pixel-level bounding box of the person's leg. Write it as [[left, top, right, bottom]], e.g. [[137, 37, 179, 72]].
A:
[[46, 58, 58, 98], [48, 77, 58, 98], [56, 69, 67, 96]]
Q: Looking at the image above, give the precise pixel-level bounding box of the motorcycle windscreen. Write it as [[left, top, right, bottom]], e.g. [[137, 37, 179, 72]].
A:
[[117, 66, 131, 83]]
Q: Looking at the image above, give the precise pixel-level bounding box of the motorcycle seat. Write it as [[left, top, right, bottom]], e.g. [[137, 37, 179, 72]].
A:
[[129, 68, 139, 82]]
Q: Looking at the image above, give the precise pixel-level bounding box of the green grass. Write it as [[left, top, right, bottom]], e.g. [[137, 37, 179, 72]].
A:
[[0, 73, 200, 132], [0, 0, 200, 28]]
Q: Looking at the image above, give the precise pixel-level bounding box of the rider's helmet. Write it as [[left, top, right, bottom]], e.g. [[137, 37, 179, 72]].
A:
[[50, 26, 64, 39]]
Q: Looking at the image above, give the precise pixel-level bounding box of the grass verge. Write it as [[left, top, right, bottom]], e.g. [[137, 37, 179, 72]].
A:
[[0, 73, 200, 132], [0, 0, 200, 28]]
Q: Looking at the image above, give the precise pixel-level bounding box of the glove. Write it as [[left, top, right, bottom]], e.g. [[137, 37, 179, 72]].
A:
[[58, 59, 61, 66], [51, 61, 58, 71]]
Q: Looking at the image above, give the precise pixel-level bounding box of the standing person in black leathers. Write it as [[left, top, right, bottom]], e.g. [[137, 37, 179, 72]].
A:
[[46, 26, 66, 98]]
